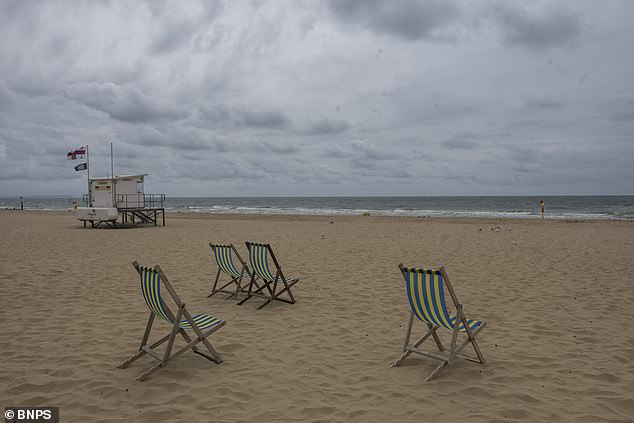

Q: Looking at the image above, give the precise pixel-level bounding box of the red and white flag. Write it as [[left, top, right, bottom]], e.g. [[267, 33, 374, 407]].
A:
[[67, 146, 86, 160]]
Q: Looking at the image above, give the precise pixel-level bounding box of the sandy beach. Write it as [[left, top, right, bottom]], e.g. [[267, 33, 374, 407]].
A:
[[1, 210, 633, 422]]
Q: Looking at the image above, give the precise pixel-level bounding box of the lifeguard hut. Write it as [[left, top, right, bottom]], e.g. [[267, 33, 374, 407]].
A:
[[76, 174, 165, 228]]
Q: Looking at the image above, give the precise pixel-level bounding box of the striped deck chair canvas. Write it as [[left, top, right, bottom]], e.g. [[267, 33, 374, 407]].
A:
[[209, 243, 255, 300], [390, 264, 486, 382], [118, 262, 226, 381], [238, 242, 300, 309]]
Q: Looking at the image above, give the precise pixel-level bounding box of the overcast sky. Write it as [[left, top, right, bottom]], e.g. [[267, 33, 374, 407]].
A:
[[0, 0, 632, 197]]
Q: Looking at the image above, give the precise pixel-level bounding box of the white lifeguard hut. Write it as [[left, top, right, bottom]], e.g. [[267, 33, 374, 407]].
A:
[[76, 174, 165, 228]]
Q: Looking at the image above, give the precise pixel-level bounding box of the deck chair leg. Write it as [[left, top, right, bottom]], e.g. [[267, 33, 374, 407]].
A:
[[118, 332, 172, 369], [179, 329, 199, 353], [200, 336, 223, 364], [256, 279, 277, 309], [263, 278, 274, 297], [119, 313, 158, 369], [461, 317, 486, 364], [207, 268, 222, 297], [447, 328, 459, 366], [391, 326, 438, 367], [223, 275, 241, 299], [139, 313, 155, 349], [402, 311, 415, 352], [237, 273, 257, 305], [426, 361, 448, 382], [431, 323, 445, 352], [136, 308, 183, 381], [179, 329, 214, 362], [169, 329, 223, 365], [268, 278, 299, 305], [248, 279, 275, 308], [162, 306, 183, 363], [391, 312, 415, 367], [282, 278, 296, 304], [391, 314, 440, 368], [453, 322, 487, 363], [471, 325, 486, 364], [229, 268, 246, 299], [447, 306, 462, 365], [137, 362, 166, 382], [236, 278, 266, 304], [181, 308, 224, 364], [270, 273, 297, 304]]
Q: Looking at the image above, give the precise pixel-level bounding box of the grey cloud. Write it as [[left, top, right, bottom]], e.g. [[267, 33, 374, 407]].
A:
[[148, 2, 224, 54], [197, 104, 232, 125], [0, 1, 632, 196], [210, 137, 241, 153], [523, 96, 566, 111], [301, 118, 349, 136], [607, 92, 634, 122], [122, 125, 211, 151], [323, 141, 405, 177], [324, 145, 348, 159], [163, 160, 251, 182], [0, 80, 16, 107], [412, 150, 433, 160], [348, 157, 412, 178], [441, 134, 479, 150], [236, 109, 292, 129], [506, 145, 541, 163], [329, 0, 459, 41], [351, 140, 395, 160], [255, 140, 299, 155], [194, 105, 294, 131], [491, 4, 582, 49], [64, 83, 188, 123]]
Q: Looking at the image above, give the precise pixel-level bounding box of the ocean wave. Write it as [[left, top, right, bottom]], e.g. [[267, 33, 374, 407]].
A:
[[8, 196, 633, 221], [165, 206, 627, 220]]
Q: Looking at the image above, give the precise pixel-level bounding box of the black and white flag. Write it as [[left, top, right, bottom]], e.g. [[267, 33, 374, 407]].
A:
[[74, 163, 88, 171]]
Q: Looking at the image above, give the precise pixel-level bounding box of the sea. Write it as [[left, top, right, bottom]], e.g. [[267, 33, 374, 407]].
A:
[[2, 196, 633, 221]]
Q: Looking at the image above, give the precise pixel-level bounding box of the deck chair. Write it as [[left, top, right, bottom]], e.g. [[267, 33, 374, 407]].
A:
[[390, 264, 486, 382], [209, 242, 258, 300], [238, 242, 300, 309], [118, 262, 226, 381]]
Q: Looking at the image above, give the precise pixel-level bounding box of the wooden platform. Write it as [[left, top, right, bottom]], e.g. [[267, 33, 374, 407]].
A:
[[81, 208, 165, 228]]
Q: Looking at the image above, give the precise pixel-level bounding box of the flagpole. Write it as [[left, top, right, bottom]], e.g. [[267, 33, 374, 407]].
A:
[[86, 144, 90, 206]]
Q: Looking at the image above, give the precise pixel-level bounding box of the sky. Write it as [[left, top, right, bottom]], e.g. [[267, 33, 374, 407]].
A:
[[0, 0, 633, 197]]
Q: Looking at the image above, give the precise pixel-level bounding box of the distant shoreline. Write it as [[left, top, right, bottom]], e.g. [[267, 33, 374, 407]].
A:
[[2, 195, 633, 221], [2, 208, 632, 223]]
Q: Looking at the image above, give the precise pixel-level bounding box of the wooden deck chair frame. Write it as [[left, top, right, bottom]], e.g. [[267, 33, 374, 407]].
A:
[[208, 242, 261, 300], [238, 241, 300, 309], [390, 264, 486, 382], [118, 262, 226, 381]]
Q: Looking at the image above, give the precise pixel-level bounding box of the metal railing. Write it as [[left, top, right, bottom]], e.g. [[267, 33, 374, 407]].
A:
[[82, 193, 165, 209], [116, 193, 165, 209]]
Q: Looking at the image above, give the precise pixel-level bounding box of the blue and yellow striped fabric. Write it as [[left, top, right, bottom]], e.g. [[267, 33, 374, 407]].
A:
[[138, 265, 223, 331], [211, 245, 243, 278], [178, 313, 223, 331], [248, 244, 277, 281], [403, 267, 482, 333], [139, 265, 172, 323]]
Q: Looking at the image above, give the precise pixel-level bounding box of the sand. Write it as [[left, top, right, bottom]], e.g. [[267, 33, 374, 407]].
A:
[[1, 210, 633, 422]]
